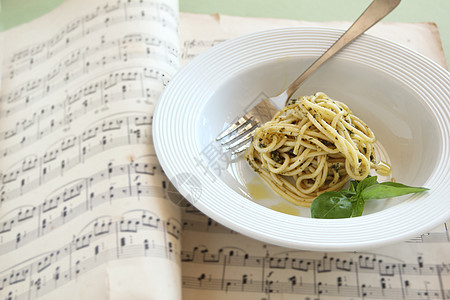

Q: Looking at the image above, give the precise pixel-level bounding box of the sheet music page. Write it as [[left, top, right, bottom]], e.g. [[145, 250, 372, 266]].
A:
[[178, 13, 450, 300], [0, 0, 182, 299], [179, 13, 448, 69]]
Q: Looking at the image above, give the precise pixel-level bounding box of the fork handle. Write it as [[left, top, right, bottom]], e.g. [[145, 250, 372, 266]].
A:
[[284, 0, 401, 103]]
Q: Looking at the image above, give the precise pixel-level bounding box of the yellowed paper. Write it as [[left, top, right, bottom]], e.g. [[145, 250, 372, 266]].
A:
[[0, 0, 182, 299], [178, 12, 450, 300], [180, 13, 447, 69], [1, 5, 448, 300]]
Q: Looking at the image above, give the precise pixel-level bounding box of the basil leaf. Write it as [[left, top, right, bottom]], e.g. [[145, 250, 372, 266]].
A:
[[349, 180, 359, 193], [361, 182, 428, 200], [311, 191, 353, 219], [377, 182, 427, 189], [356, 176, 378, 195], [351, 196, 365, 217], [340, 189, 356, 198]]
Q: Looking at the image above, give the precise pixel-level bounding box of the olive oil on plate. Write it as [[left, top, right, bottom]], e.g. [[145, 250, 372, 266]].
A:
[[246, 175, 301, 216]]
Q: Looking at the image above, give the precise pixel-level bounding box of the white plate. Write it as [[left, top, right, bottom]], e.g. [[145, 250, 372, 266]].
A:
[[153, 27, 450, 251]]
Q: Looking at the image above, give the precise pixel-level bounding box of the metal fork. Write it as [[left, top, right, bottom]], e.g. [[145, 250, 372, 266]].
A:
[[216, 0, 401, 154]]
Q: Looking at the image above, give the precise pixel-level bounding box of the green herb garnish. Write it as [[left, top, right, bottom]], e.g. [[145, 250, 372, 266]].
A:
[[310, 176, 428, 219], [271, 151, 284, 164]]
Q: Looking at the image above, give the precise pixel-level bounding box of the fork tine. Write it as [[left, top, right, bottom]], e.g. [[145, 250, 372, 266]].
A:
[[231, 143, 251, 155], [226, 130, 254, 151], [216, 115, 254, 141], [220, 120, 257, 145], [230, 135, 254, 155]]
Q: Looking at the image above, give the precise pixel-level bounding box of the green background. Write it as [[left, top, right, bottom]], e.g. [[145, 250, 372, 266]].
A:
[[0, 0, 449, 66]]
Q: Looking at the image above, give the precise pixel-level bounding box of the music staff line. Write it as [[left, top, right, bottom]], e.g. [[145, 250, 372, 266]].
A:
[[0, 158, 165, 238], [181, 209, 450, 244], [1, 37, 175, 119], [4, 0, 177, 78], [180, 39, 226, 62], [0, 155, 165, 223], [6, 32, 178, 80], [0, 68, 163, 156], [182, 217, 236, 235], [182, 273, 450, 299], [0, 180, 172, 255], [181, 247, 450, 278], [0, 154, 162, 210], [2, 243, 172, 300], [0, 113, 153, 203], [0, 211, 181, 299], [2, 31, 177, 111], [181, 247, 449, 299]]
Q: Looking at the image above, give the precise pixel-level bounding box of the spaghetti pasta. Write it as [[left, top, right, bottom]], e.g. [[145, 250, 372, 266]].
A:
[[245, 92, 387, 207]]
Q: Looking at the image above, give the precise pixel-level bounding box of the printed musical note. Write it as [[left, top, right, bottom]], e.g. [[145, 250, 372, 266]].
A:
[[2, 31, 177, 120], [0, 156, 169, 255], [2, 1, 449, 300], [180, 39, 226, 62], [179, 243, 450, 298], [1, 210, 179, 297], [3, 1, 178, 80], [0, 1, 182, 300], [0, 69, 163, 158], [1, 114, 157, 202]]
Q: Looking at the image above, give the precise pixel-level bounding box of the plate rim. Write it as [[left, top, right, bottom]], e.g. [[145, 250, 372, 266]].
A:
[[153, 27, 450, 251]]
